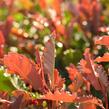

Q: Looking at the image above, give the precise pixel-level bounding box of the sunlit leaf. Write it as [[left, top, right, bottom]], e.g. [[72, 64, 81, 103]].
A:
[[0, 31, 5, 58], [75, 95, 104, 109], [95, 36, 109, 47], [80, 48, 101, 90], [66, 64, 83, 92], [95, 53, 109, 62], [42, 90, 77, 102], [52, 69, 65, 89], [4, 53, 48, 93]]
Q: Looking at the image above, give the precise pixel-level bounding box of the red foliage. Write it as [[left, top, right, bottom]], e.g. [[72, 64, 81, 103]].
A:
[[66, 64, 83, 92], [42, 90, 77, 102], [95, 36, 109, 47], [1, 1, 109, 108], [95, 53, 109, 62], [0, 31, 5, 58], [79, 48, 109, 109], [3, 38, 106, 109], [39, 0, 62, 16], [77, 0, 101, 34], [4, 52, 48, 93]]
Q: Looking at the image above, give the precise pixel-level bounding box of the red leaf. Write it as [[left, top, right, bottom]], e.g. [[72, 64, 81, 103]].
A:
[[95, 65, 109, 88], [95, 36, 109, 47], [38, 0, 47, 9], [80, 48, 108, 109], [39, 0, 61, 16], [80, 48, 101, 90], [51, 0, 61, 16], [52, 69, 65, 89], [79, 104, 96, 109], [66, 64, 83, 92], [75, 95, 104, 109], [42, 90, 77, 102], [95, 53, 109, 62], [76, 0, 101, 34], [9, 90, 31, 109], [42, 38, 55, 83], [52, 16, 66, 36], [0, 31, 5, 58], [4, 53, 48, 93], [35, 48, 42, 66], [0, 31, 5, 45], [0, 91, 11, 109]]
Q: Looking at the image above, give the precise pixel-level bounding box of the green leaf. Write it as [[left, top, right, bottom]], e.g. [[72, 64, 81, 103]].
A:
[[0, 68, 16, 93], [13, 13, 24, 22]]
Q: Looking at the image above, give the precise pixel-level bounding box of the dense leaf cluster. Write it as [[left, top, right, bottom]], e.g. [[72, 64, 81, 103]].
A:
[[0, 0, 109, 109]]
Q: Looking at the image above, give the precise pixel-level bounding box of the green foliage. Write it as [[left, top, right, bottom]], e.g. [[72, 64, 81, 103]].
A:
[[0, 67, 15, 92]]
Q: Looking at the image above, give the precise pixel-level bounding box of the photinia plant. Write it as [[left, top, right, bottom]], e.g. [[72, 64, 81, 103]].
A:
[[0, 34, 107, 109], [0, 0, 109, 109]]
